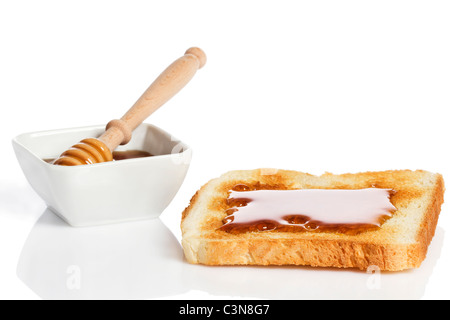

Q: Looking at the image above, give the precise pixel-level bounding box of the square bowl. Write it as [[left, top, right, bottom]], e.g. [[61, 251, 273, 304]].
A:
[[12, 123, 192, 227]]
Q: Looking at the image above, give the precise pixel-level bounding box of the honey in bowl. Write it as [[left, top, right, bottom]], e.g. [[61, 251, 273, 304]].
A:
[[44, 150, 153, 164], [111, 150, 153, 161]]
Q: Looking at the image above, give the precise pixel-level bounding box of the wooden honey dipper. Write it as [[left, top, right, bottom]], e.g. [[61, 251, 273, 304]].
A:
[[53, 47, 206, 166]]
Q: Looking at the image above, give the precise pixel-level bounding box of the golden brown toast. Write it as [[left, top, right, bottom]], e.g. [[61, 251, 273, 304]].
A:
[[181, 169, 444, 271]]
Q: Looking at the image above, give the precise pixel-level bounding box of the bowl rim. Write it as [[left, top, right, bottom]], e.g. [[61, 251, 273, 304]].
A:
[[12, 123, 192, 170]]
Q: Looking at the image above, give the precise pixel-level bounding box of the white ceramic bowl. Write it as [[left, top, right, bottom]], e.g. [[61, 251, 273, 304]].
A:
[[12, 123, 192, 227]]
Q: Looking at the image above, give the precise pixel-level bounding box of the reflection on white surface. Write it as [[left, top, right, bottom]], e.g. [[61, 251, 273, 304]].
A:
[[185, 227, 444, 300], [18, 209, 444, 300], [17, 209, 187, 299]]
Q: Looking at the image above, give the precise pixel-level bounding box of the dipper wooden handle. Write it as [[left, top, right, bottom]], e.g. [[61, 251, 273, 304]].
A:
[[54, 47, 206, 166]]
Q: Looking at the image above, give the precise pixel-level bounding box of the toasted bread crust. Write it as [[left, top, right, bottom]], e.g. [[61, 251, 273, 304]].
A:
[[181, 170, 445, 271]]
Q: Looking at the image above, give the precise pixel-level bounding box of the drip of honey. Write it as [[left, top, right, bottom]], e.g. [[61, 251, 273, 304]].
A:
[[220, 185, 397, 235], [44, 150, 153, 164]]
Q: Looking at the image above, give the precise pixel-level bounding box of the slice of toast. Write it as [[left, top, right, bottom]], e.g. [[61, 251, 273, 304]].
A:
[[181, 169, 445, 271]]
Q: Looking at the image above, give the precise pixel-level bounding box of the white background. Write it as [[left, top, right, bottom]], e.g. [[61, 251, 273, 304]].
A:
[[1, 0, 449, 300]]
